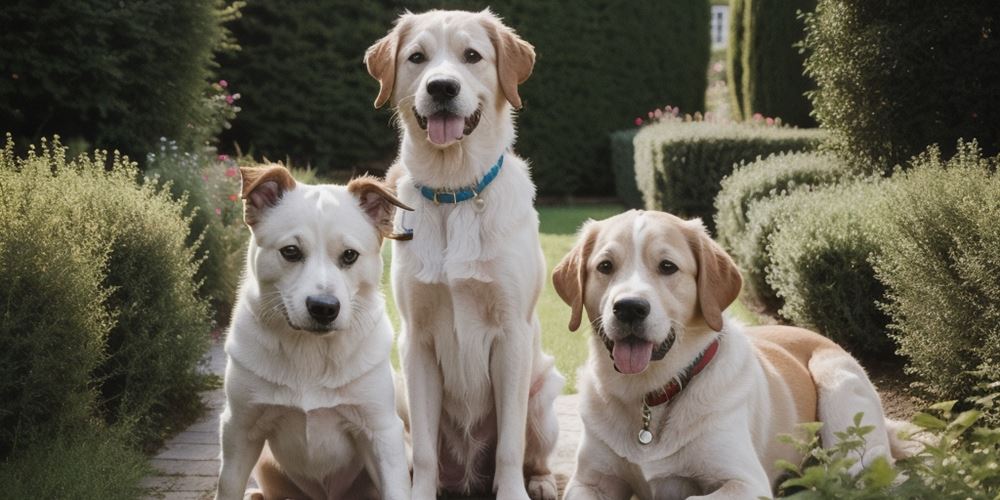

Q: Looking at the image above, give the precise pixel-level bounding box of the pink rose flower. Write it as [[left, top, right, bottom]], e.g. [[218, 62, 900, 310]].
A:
[[215, 208, 222, 215], [634, 117, 644, 126], [219, 80, 228, 88], [225, 167, 238, 177]]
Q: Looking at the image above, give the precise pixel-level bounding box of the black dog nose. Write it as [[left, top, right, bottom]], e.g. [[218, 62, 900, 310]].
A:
[[306, 295, 340, 324], [613, 298, 650, 323], [427, 78, 461, 101]]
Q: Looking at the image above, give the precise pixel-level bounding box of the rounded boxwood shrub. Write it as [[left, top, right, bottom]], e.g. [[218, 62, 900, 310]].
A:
[[765, 180, 893, 358], [874, 142, 1000, 407], [0, 137, 211, 448], [0, 1, 231, 160], [803, 0, 1000, 174]]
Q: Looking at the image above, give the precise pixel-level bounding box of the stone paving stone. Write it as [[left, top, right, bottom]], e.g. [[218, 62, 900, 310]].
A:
[[150, 458, 220, 477], [157, 443, 220, 461], [167, 431, 218, 446]]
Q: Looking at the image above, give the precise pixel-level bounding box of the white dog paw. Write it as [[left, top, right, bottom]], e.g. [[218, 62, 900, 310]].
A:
[[527, 473, 558, 500], [242, 489, 265, 500]]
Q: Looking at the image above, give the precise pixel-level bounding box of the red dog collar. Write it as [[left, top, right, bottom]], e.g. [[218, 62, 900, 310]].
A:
[[644, 338, 721, 407]]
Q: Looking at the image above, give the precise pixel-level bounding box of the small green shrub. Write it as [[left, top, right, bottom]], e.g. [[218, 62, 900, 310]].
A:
[[765, 180, 893, 358], [0, 427, 149, 500], [803, 0, 1000, 174], [776, 395, 1000, 498], [0, 136, 211, 449], [739, 0, 816, 127], [633, 120, 823, 229], [874, 142, 1000, 407], [609, 129, 643, 208], [715, 151, 848, 313]]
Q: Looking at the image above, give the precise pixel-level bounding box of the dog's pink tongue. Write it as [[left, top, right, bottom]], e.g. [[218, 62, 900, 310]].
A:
[[612, 339, 655, 374], [427, 114, 465, 145]]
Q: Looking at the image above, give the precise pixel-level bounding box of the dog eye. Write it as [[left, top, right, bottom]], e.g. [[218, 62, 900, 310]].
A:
[[279, 245, 303, 262], [341, 249, 359, 266], [464, 49, 482, 64], [659, 260, 678, 275], [596, 260, 614, 275], [408, 52, 426, 64]]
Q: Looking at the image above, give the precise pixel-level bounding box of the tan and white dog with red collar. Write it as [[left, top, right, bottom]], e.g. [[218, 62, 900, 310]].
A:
[[365, 8, 563, 500], [553, 210, 910, 500]]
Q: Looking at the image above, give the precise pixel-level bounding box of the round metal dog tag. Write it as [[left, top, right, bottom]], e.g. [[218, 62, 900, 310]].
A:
[[473, 195, 486, 212], [638, 429, 653, 445]]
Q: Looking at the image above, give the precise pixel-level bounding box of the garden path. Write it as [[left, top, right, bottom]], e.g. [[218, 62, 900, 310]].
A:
[[141, 341, 582, 499]]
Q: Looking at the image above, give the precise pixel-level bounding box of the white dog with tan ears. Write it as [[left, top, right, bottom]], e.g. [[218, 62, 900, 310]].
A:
[[215, 166, 411, 500], [553, 210, 911, 500], [365, 9, 564, 500]]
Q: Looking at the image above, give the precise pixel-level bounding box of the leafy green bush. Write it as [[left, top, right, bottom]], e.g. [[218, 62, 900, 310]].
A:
[[633, 120, 823, 229], [0, 428, 148, 500], [803, 0, 1000, 174], [220, 1, 710, 195], [776, 395, 1000, 498], [0, 137, 211, 449], [715, 151, 848, 312], [145, 141, 247, 318], [874, 143, 1000, 407], [765, 180, 893, 358], [726, 0, 748, 121], [738, 0, 816, 127], [610, 129, 643, 208], [0, 1, 238, 160]]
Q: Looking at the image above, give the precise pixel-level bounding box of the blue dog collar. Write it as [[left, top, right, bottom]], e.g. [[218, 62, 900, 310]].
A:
[[417, 155, 504, 205]]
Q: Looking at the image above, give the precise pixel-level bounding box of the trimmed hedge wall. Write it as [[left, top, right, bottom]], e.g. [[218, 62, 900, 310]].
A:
[[715, 151, 849, 312], [803, 0, 1000, 174], [739, 0, 816, 126], [0, 0, 230, 160], [726, 0, 748, 121], [220, 1, 710, 195], [875, 143, 1000, 405], [633, 121, 824, 230], [610, 129, 643, 208]]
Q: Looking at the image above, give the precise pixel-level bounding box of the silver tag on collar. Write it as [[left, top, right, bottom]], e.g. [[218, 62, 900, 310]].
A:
[[473, 193, 486, 212]]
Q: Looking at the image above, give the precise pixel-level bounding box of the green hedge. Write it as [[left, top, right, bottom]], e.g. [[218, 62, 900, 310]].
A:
[[0, 137, 211, 451], [765, 180, 893, 358], [633, 121, 823, 229], [739, 0, 816, 126], [0, 1, 233, 160], [715, 151, 848, 312], [726, 0, 748, 121], [610, 129, 643, 208], [220, 1, 710, 195], [874, 143, 1000, 405], [803, 0, 1000, 174]]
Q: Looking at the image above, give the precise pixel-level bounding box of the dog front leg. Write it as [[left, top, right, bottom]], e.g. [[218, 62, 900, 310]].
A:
[[360, 365, 412, 500], [491, 321, 533, 500], [215, 405, 265, 500], [404, 335, 444, 499]]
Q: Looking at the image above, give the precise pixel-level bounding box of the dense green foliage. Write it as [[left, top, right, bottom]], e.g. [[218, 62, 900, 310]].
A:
[[0, 1, 236, 160], [739, 0, 816, 126], [726, 0, 747, 121], [0, 137, 211, 451], [765, 181, 893, 358], [874, 143, 1000, 406], [715, 151, 848, 312], [633, 121, 823, 229], [220, 1, 710, 195], [803, 0, 1000, 174], [609, 129, 643, 208]]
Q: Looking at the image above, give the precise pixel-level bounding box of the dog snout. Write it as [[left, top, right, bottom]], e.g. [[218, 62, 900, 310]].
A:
[[613, 297, 650, 324], [306, 295, 341, 324], [427, 78, 461, 102]]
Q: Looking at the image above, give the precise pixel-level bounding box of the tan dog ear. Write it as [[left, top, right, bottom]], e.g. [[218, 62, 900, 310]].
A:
[[553, 223, 597, 332], [240, 165, 296, 226], [347, 175, 413, 240], [684, 219, 742, 331], [365, 18, 411, 109], [481, 12, 535, 110]]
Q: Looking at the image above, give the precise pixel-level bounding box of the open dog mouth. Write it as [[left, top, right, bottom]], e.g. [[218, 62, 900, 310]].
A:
[[597, 326, 675, 374], [413, 106, 482, 145]]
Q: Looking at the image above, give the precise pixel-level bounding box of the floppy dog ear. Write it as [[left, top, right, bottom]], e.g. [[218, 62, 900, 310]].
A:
[[553, 222, 597, 332], [481, 11, 535, 110], [684, 219, 742, 331], [347, 175, 413, 240], [240, 165, 296, 227], [365, 17, 411, 109]]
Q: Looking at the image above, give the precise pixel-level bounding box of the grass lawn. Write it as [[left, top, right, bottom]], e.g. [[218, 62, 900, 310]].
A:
[[382, 204, 759, 393]]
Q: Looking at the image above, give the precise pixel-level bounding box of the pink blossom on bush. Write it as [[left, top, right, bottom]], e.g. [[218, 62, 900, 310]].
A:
[[635, 117, 644, 126], [217, 154, 229, 162], [215, 208, 222, 215], [225, 167, 237, 177], [228, 194, 238, 202], [219, 80, 228, 88], [225, 95, 235, 105], [766, 117, 775, 126], [752, 113, 764, 122]]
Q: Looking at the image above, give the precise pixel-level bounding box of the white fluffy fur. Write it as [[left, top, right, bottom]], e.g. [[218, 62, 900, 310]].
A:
[[215, 176, 409, 500], [368, 9, 564, 500]]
